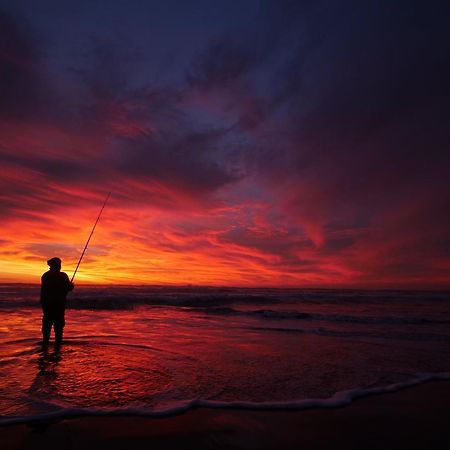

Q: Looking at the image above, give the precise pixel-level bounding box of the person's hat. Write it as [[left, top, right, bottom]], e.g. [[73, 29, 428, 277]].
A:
[[47, 257, 61, 268]]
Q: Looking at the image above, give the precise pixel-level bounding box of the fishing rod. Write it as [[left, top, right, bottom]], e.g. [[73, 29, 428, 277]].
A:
[[71, 192, 111, 283]]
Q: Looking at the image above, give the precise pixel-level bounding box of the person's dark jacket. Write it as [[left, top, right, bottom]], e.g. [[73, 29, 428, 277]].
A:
[[40, 270, 74, 313]]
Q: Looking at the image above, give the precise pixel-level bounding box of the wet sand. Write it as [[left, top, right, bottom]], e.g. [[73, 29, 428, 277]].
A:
[[2, 381, 450, 450]]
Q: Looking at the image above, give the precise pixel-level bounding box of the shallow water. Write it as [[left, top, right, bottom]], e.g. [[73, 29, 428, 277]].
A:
[[1, 285, 450, 423]]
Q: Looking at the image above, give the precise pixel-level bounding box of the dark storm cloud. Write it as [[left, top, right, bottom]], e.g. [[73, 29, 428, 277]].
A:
[[0, 152, 96, 182], [111, 127, 239, 194], [3, 1, 450, 206], [0, 7, 239, 217], [0, 9, 41, 119], [187, 39, 259, 90], [185, 19, 283, 132], [244, 1, 450, 218], [72, 35, 145, 101], [55, 28, 242, 197], [0, 7, 69, 122], [181, 0, 450, 279]]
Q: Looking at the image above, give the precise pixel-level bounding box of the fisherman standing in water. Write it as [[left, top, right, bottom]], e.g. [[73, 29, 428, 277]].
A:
[[39, 193, 109, 345], [40, 257, 74, 345]]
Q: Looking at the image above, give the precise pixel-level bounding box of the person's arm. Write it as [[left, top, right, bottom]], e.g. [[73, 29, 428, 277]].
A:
[[40, 274, 47, 307], [40, 277, 44, 305], [63, 273, 74, 292]]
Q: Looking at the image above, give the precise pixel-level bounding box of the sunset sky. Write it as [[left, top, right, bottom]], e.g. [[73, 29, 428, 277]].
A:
[[1, 0, 449, 287]]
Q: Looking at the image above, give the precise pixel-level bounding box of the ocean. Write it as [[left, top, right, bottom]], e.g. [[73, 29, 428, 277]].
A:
[[1, 284, 450, 424]]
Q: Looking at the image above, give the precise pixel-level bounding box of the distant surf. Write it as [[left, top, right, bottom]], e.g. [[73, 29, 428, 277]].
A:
[[1, 284, 449, 309]]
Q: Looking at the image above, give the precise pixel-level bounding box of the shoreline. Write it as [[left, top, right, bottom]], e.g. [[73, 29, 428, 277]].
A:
[[2, 380, 450, 449], [2, 372, 450, 427]]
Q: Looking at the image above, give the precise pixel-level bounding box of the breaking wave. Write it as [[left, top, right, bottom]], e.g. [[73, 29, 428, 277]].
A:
[[199, 307, 450, 326], [1, 285, 449, 329], [2, 372, 449, 426], [1, 285, 449, 310]]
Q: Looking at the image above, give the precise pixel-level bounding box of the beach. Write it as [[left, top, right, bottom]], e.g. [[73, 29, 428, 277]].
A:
[[2, 380, 449, 450]]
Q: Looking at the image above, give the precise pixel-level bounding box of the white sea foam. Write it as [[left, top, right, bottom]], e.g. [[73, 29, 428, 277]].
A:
[[2, 372, 449, 426]]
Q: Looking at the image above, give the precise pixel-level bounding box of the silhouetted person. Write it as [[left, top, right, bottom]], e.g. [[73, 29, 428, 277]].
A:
[[40, 257, 74, 345]]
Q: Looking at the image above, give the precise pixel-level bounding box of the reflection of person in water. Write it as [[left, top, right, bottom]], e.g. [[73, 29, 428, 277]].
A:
[[28, 345, 63, 410], [40, 257, 74, 345]]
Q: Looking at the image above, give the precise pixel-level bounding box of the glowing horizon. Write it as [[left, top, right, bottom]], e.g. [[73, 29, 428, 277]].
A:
[[1, 189, 448, 288]]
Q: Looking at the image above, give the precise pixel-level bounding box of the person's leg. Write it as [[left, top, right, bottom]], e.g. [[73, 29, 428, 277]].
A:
[[41, 314, 52, 344], [54, 314, 65, 344]]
